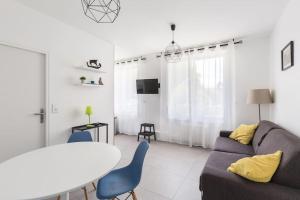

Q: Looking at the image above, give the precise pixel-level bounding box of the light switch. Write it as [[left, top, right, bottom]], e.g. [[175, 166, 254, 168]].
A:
[[51, 104, 59, 113]]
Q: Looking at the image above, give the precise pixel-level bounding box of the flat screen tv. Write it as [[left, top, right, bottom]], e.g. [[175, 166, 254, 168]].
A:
[[136, 79, 159, 94]]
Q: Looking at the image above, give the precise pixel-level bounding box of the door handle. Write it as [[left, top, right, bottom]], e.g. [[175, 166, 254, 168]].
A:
[[33, 108, 45, 123]]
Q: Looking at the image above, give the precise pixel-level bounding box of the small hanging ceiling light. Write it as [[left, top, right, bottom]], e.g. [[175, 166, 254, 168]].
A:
[[81, 0, 121, 23], [164, 24, 182, 63]]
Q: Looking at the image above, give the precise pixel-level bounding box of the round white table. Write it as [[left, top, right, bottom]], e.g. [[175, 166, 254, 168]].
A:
[[0, 142, 121, 200]]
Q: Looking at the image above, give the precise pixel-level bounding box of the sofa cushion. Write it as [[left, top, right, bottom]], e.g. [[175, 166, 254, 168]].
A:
[[257, 128, 300, 189], [229, 124, 258, 145], [252, 120, 282, 152], [200, 151, 300, 200], [214, 136, 254, 155], [227, 150, 282, 183]]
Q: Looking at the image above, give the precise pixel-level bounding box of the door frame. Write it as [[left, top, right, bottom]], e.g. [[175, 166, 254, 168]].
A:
[[0, 41, 50, 146]]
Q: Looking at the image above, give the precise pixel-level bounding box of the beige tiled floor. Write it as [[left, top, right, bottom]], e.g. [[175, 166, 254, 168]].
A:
[[53, 134, 210, 200]]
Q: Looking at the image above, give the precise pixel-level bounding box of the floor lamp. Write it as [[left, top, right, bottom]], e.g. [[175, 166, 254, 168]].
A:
[[247, 89, 272, 121]]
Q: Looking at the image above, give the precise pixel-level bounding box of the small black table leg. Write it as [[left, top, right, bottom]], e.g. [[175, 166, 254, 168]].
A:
[[153, 125, 157, 141], [106, 125, 108, 144], [97, 127, 100, 142], [148, 136, 151, 143]]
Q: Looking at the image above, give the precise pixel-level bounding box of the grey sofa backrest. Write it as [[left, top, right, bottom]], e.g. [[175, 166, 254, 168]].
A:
[[252, 120, 282, 152], [257, 128, 300, 189]]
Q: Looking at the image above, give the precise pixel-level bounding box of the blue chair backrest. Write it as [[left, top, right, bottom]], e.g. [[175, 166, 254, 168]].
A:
[[67, 131, 93, 143], [128, 140, 149, 183]]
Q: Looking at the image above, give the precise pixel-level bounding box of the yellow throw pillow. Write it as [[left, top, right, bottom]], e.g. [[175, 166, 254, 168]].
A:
[[227, 150, 282, 183], [229, 124, 258, 144]]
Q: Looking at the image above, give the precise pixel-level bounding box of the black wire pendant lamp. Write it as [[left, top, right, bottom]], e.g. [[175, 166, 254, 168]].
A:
[[81, 0, 121, 23], [164, 24, 182, 63]]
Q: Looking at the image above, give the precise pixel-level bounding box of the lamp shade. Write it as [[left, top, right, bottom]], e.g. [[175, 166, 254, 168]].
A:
[[85, 105, 93, 116], [247, 89, 272, 104]]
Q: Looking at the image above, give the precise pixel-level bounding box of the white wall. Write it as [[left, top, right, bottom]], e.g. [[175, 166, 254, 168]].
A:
[[270, 0, 300, 135], [0, 1, 114, 145], [235, 36, 271, 125]]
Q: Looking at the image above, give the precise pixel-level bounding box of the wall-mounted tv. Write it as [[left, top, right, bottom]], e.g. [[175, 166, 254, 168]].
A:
[[136, 79, 159, 94]]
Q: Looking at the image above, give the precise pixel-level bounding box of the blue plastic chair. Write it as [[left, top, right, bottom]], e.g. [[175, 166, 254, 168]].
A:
[[63, 131, 94, 200], [67, 131, 93, 143], [96, 140, 149, 200]]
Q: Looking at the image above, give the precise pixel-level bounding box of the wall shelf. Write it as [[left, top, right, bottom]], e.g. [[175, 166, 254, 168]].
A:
[[78, 83, 103, 87], [75, 66, 106, 73]]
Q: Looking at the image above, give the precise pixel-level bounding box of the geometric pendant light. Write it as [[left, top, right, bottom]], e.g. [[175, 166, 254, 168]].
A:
[[164, 24, 182, 63], [81, 0, 121, 23]]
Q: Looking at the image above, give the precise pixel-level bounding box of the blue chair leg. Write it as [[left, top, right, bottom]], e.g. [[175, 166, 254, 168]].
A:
[[82, 187, 88, 200], [132, 190, 137, 200], [92, 182, 97, 191], [111, 191, 137, 200]]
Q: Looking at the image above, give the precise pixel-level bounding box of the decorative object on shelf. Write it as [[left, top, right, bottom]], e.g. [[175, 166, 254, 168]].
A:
[[85, 105, 93, 127], [98, 77, 104, 85], [164, 24, 182, 63], [81, 0, 121, 23], [281, 41, 294, 71], [80, 76, 86, 84], [247, 89, 273, 121], [87, 59, 101, 69]]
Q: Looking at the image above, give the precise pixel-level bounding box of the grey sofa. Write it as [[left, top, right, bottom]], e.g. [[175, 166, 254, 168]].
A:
[[199, 120, 300, 200]]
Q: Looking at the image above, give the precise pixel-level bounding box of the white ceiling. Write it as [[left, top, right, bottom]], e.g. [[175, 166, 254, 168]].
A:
[[18, 0, 289, 59]]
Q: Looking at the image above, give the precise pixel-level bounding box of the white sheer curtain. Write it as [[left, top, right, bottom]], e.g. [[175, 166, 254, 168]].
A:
[[160, 44, 235, 148], [114, 62, 140, 134]]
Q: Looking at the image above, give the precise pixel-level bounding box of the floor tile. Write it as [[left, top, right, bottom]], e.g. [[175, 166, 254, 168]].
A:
[[173, 178, 202, 200], [186, 152, 210, 181], [139, 165, 185, 199]]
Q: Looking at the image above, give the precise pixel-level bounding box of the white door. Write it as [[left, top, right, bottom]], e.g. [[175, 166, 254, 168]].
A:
[[0, 44, 46, 163]]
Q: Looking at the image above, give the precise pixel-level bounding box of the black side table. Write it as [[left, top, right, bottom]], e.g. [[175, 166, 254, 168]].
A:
[[137, 123, 157, 143], [71, 122, 109, 143]]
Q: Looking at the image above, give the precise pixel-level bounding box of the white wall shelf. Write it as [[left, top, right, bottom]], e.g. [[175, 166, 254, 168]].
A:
[[78, 83, 103, 87], [75, 66, 106, 73]]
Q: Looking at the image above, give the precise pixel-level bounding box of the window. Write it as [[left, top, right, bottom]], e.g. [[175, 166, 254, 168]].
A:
[[167, 56, 225, 122]]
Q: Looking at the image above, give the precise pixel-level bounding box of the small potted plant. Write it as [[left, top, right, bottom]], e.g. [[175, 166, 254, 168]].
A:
[[80, 76, 86, 84]]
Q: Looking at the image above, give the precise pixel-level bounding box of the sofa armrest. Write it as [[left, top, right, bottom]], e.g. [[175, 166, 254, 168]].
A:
[[220, 130, 232, 137]]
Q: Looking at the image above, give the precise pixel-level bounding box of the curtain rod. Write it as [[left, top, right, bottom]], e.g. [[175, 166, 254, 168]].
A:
[[116, 38, 243, 64]]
